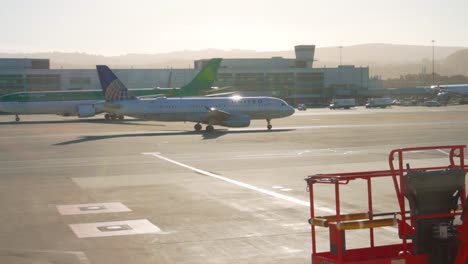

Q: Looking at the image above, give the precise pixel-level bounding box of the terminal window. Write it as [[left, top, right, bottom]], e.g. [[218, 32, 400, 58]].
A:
[[70, 77, 91, 86], [0, 75, 25, 93], [26, 74, 60, 90]]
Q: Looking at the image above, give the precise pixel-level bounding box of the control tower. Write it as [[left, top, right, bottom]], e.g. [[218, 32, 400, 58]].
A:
[[294, 45, 315, 68]]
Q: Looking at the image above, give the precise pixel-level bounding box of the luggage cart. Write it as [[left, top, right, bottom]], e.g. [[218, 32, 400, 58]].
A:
[[305, 145, 468, 263]]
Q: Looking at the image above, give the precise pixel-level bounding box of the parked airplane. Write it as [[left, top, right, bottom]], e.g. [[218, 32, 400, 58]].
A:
[[430, 84, 468, 105], [431, 84, 468, 95], [95, 65, 295, 132], [0, 58, 222, 122]]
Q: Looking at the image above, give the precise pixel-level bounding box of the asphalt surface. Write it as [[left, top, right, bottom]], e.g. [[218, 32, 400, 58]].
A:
[[0, 105, 467, 263]]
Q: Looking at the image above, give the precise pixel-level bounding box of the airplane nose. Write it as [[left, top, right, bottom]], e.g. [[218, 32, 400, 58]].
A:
[[287, 106, 295, 116]]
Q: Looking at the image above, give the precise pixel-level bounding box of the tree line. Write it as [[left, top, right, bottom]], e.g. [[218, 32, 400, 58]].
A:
[[384, 74, 468, 88]]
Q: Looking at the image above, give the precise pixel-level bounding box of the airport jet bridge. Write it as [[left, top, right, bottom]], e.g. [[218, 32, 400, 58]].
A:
[[305, 145, 468, 263]]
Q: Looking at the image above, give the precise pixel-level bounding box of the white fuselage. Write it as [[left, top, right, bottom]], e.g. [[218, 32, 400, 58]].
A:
[[96, 97, 294, 123], [0, 100, 100, 116]]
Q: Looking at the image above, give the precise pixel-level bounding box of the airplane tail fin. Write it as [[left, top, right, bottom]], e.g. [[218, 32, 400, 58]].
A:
[[180, 58, 222, 95], [96, 65, 133, 101]]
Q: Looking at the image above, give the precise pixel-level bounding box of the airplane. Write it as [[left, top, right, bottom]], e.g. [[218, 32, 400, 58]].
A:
[[0, 58, 222, 122], [95, 65, 295, 132], [430, 84, 468, 105], [431, 84, 468, 95]]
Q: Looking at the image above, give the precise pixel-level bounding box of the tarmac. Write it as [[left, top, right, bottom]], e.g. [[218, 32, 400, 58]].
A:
[[0, 105, 467, 263]]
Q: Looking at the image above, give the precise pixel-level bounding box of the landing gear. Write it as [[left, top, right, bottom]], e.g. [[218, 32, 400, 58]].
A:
[[104, 113, 123, 121], [267, 119, 272, 130], [194, 123, 202, 131], [15, 115, 20, 122], [206, 125, 214, 132]]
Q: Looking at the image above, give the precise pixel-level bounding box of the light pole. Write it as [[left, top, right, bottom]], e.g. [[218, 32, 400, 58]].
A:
[[432, 40, 435, 86], [339, 46, 343, 66]]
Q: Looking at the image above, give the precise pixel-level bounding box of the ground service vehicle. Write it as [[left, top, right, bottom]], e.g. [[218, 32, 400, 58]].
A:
[[297, 104, 307, 111], [366, 98, 392, 108], [330, 99, 356, 109], [305, 145, 468, 263], [424, 100, 442, 107]]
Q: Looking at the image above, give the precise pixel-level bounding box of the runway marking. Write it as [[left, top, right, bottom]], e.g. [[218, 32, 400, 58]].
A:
[[436, 149, 468, 162], [69, 219, 161, 238], [0, 248, 90, 264], [141, 152, 406, 233], [57, 202, 131, 215], [142, 152, 312, 208], [236, 153, 291, 158], [437, 149, 450, 156], [436, 149, 459, 157]]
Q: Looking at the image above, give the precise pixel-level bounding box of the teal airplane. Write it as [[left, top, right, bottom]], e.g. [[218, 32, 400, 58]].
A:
[[0, 58, 222, 121]]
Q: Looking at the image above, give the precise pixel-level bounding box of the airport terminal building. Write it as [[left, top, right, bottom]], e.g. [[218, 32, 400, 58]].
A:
[[0, 45, 384, 105]]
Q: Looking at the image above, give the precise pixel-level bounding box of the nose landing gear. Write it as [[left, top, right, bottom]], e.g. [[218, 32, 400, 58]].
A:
[[267, 119, 272, 130], [104, 114, 124, 121]]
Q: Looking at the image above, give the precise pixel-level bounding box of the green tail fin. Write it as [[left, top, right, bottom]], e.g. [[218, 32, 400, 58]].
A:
[[179, 58, 222, 96]]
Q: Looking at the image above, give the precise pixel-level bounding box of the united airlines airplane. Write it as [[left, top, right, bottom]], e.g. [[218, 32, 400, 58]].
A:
[[95, 65, 295, 132]]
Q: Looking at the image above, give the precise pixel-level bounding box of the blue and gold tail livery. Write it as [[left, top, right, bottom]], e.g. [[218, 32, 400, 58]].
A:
[[96, 65, 133, 101]]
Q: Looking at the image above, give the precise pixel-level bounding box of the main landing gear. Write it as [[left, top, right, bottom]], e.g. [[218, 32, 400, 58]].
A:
[[193, 123, 215, 132], [267, 119, 272, 130], [15, 114, 20, 122], [104, 113, 124, 121]]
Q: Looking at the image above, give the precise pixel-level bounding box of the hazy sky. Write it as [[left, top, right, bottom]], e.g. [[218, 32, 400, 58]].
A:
[[1, 0, 467, 55]]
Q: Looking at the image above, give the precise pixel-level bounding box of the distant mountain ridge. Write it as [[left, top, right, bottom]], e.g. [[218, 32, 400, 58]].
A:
[[0, 44, 467, 78]]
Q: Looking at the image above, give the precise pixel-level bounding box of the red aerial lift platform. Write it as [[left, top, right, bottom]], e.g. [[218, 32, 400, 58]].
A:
[[305, 145, 468, 263]]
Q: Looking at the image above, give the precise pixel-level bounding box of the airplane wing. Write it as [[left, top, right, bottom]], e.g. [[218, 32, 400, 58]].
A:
[[202, 106, 230, 124]]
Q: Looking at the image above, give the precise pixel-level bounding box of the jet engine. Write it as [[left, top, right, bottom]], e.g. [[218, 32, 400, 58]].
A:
[[221, 114, 251, 127], [76, 105, 96, 118]]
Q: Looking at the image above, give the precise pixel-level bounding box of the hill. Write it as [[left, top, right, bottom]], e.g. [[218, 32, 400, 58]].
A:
[[0, 44, 467, 78]]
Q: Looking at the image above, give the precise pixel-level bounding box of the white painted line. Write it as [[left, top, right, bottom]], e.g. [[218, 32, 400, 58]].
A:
[[57, 202, 131, 215], [142, 152, 311, 208], [69, 219, 161, 238], [436, 149, 467, 162], [437, 149, 450, 156], [236, 153, 291, 158], [297, 150, 311, 156]]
